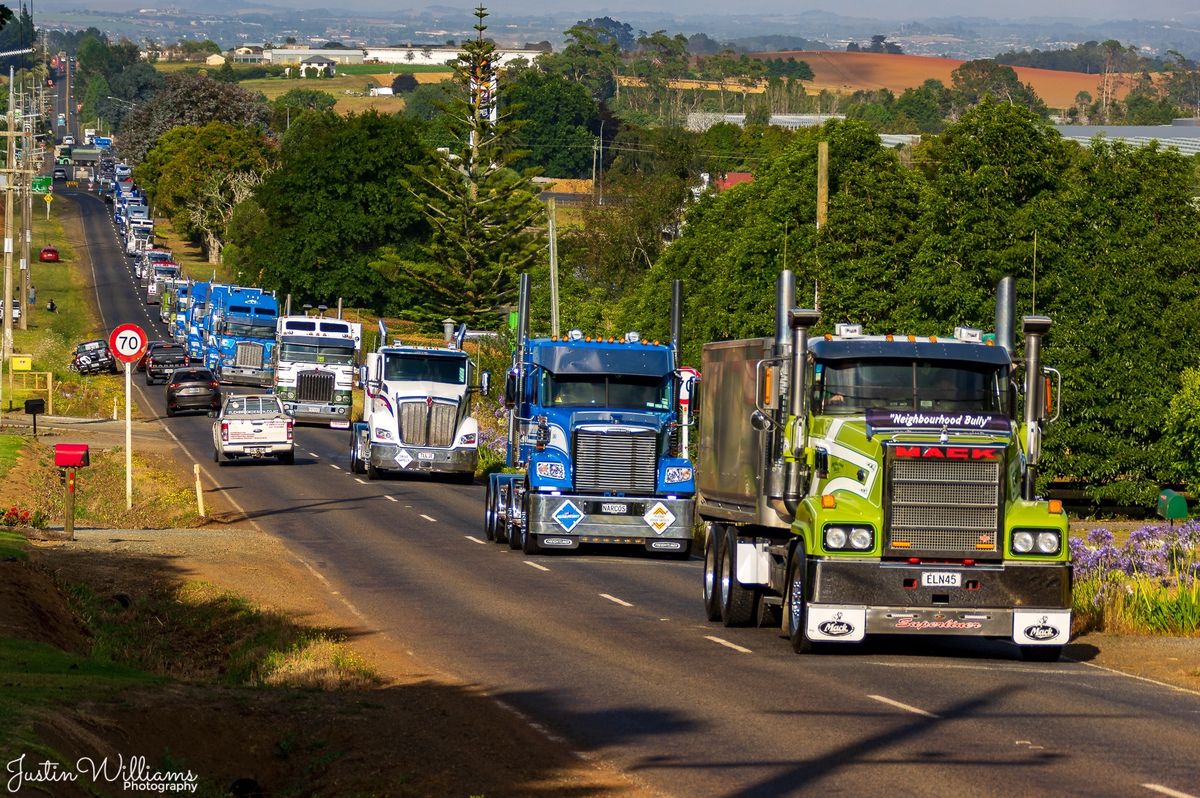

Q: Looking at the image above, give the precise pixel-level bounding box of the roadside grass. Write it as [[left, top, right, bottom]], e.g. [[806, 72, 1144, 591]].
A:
[[151, 214, 231, 284], [69, 578, 381, 689], [0, 434, 23, 475], [22, 441, 201, 529], [0, 636, 159, 761], [7, 196, 125, 419], [0, 530, 28, 560]]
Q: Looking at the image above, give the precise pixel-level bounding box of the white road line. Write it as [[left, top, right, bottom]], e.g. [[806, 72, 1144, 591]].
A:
[[600, 593, 633, 607], [524, 561, 550, 572], [354, 478, 366, 485], [329, 463, 341, 470], [867, 694, 940, 719], [1075, 660, 1200, 697], [308, 451, 319, 458], [464, 535, 487, 545], [1143, 785, 1199, 798], [704, 635, 752, 654], [384, 495, 398, 503], [420, 514, 438, 523]]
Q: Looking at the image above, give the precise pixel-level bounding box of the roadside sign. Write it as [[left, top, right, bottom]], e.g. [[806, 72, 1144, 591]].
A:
[[11, 355, 31, 371], [43, 193, 53, 203], [94, 136, 112, 148], [109, 323, 148, 363], [31, 176, 52, 194]]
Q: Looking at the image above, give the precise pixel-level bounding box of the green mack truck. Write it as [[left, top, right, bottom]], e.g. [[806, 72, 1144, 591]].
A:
[[697, 272, 1071, 660]]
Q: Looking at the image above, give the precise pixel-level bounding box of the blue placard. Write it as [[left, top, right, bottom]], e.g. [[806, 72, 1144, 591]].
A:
[[94, 136, 112, 148]]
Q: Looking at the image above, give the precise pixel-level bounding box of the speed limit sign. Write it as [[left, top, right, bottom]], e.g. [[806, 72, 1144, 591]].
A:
[[109, 323, 148, 363]]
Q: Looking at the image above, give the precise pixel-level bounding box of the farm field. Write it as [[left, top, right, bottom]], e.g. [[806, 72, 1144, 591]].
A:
[[237, 75, 409, 114], [754, 50, 1128, 109]]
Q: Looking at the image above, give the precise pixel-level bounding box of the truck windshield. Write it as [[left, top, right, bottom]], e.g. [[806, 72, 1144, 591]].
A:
[[383, 354, 466, 384], [815, 360, 1008, 415], [279, 342, 355, 365], [540, 372, 670, 410], [225, 321, 276, 339]]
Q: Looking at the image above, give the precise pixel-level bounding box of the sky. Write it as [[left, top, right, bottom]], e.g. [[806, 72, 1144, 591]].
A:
[[343, 1, 1200, 19]]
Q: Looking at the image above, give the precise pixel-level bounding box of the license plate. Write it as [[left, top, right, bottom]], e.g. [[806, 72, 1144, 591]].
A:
[[921, 571, 962, 588], [246, 447, 269, 455], [417, 451, 435, 460], [600, 503, 628, 515]]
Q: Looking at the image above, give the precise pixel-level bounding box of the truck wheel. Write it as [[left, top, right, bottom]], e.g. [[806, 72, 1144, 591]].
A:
[[367, 461, 380, 480], [484, 479, 496, 541], [702, 523, 723, 621], [1019, 645, 1063, 663], [785, 545, 813, 653], [507, 484, 522, 551], [720, 527, 757, 627], [521, 495, 539, 555], [278, 450, 295, 464]]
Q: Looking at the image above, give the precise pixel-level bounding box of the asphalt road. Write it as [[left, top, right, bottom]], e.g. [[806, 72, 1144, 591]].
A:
[[64, 184, 1200, 797]]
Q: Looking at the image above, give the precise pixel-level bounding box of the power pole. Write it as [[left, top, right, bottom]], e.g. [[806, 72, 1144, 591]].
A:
[[816, 140, 829, 231], [20, 77, 32, 331], [3, 66, 15, 361]]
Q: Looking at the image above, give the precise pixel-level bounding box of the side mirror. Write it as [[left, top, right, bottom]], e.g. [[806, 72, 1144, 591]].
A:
[[503, 372, 517, 409], [750, 410, 770, 431], [358, 364, 368, 385], [480, 370, 492, 396]]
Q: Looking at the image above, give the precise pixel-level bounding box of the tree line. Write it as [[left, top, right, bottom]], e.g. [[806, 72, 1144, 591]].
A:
[[54, 9, 1200, 506]]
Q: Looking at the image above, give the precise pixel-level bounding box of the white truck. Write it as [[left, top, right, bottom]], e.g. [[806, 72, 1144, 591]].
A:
[[273, 309, 361, 428], [211, 394, 296, 465], [350, 324, 489, 482]]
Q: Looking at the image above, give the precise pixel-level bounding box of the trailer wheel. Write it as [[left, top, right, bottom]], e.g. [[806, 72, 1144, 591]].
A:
[[1019, 645, 1063, 663], [785, 545, 813, 653], [702, 523, 722, 621], [719, 526, 757, 627]]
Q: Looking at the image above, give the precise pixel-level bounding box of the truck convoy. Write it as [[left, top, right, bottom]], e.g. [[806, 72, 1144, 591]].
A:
[[273, 306, 361, 427], [350, 323, 487, 481], [201, 286, 279, 386], [697, 271, 1070, 660], [484, 274, 696, 556]]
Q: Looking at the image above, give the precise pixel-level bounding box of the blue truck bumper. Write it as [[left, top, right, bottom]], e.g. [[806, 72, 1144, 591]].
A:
[[527, 493, 694, 552]]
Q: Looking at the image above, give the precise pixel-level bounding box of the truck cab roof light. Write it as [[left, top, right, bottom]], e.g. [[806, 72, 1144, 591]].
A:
[[835, 323, 863, 338], [568, 329, 583, 341], [625, 332, 640, 343], [1048, 499, 1064, 514], [954, 327, 983, 343], [928, 335, 938, 343]]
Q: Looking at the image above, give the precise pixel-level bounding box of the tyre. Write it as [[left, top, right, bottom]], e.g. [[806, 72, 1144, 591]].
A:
[[212, 447, 219, 463], [521, 493, 539, 555], [367, 461, 381, 481], [277, 449, 295, 465], [719, 526, 757, 627], [506, 483, 522, 550], [145, 373, 154, 385], [1019, 645, 1063, 663], [702, 523, 722, 622], [784, 544, 813, 654], [166, 406, 176, 418], [484, 479, 496, 541]]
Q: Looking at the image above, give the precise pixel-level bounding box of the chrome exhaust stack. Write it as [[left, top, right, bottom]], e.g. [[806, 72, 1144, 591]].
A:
[[995, 276, 1015, 354], [784, 305, 820, 514], [1021, 315, 1052, 500]]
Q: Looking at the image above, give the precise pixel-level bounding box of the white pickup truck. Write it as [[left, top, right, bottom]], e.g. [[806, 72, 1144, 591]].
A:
[[211, 394, 295, 465]]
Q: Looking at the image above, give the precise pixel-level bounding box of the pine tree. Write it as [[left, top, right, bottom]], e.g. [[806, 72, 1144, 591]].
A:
[[378, 5, 545, 327]]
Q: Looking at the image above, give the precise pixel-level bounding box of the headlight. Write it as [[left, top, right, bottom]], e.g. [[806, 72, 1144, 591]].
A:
[[535, 461, 566, 480], [1036, 531, 1061, 554], [1012, 531, 1035, 554], [665, 466, 693, 483], [825, 526, 848, 549], [374, 428, 392, 441], [849, 527, 873, 550]]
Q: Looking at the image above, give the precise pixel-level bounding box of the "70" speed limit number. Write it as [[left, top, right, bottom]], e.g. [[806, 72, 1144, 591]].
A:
[[108, 322, 148, 363]]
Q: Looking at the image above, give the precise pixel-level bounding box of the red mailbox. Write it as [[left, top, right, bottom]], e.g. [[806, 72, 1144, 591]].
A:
[[54, 443, 90, 468]]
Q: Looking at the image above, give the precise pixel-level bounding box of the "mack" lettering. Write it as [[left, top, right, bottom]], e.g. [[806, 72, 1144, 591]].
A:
[[893, 446, 998, 460]]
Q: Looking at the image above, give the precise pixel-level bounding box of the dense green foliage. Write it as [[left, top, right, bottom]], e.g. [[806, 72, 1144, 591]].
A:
[[504, 69, 599, 178]]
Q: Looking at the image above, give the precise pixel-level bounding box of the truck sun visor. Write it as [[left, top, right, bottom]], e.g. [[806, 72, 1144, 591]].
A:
[[533, 345, 673, 377]]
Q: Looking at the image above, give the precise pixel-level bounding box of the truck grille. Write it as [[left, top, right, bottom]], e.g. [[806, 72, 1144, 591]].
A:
[[235, 342, 264, 368], [296, 370, 334, 403], [399, 401, 458, 447], [886, 449, 1003, 556], [573, 429, 658, 494]]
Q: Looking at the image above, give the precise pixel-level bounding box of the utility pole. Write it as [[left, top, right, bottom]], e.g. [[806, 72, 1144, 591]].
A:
[[547, 197, 559, 337], [3, 66, 15, 361], [816, 140, 829, 230], [20, 76, 32, 331]]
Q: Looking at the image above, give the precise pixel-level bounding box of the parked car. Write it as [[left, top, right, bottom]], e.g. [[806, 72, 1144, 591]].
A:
[[143, 342, 189, 385], [38, 246, 60, 262], [70, 339, 117, 374], [52, 167, 67, 181], [165, 367, 221, 417]]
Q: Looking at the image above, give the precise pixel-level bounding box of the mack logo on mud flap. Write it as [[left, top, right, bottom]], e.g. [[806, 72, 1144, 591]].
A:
[[892, 446, 998, 461], [817, 620, 855, 637], [1023, 623, 1061, 641]]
